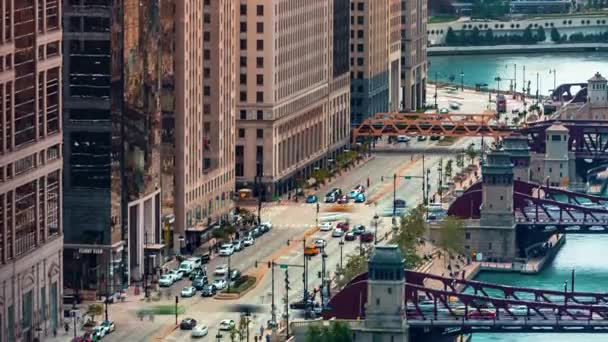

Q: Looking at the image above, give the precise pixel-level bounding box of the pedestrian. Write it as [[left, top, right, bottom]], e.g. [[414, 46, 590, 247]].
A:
[[64, 322, 69, 334], [53, 329, 57, 338]]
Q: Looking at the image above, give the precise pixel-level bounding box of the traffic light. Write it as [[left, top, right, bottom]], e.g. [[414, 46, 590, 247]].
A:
[[318, 271, 322, 278], [255, 261, 258, 268], [268, 261, 271, 268], [287, 239, 290, 246], [381, 176, 384, 182]]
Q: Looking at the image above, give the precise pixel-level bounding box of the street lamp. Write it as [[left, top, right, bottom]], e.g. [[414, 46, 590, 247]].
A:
[[494, 76, 502, 95], [338, 239, 345, 271], [460, 71, 464, 91], [372, 214, 380, 245]]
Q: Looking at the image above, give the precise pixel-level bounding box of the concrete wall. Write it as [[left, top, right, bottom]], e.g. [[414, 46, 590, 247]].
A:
[[430, 223, 518, 261]]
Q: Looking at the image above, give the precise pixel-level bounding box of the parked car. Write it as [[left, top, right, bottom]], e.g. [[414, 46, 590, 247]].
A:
[[214, 264, 229, 276], [344, 231, 356, 241], [198, 252, 211, 264], [251, 227, 262, 238], [336, 222, 349, 231], [89, 326, 106, 339], [192, 276, 208, 290], [353, 224, 366, 235], [192, 324, 209, 338], [229, 269, 242, 282], [201, 284, 217, 297], [181, 286, 196, 297], [100, 321, 115, 334], [233, 240, 243, 251], [332, 228, 344, 238], [168, 269, 184, 281], [417, 135, 427, 141], [306, 195, 318, 203], [319, 222, 333, 231], [243, 236, 255, 246], [354, 193, 366, 203], [159, 275, 174, 287], [219, 244, 235, 256], [467, 310, 496, 320], [360, 231, 374, 243], [314, 239, 326, 248], [347, 190, 359, 199], [189, 268, 206, 280], [324, 192, 338, 203], [213, 278, 227, 290], [180, 318, 197, 330], [337, 195, 349, 204], [219, 319, 236, 331]]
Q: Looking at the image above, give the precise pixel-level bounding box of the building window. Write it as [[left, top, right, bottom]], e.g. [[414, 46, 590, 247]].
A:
[[256, 40, 264, 51], [240, 110, 247, 120], [240, 39, 247, 50], [204, 86, 210, 96], [357, 2, 364, 10], [204, 68, 210, 78], [376, 298, 380, 306], [357, 16, 364, 25], [357, 30, 364, 38], [204, 32, 210, 41], [238, 129, 245, 138], [256, 5, 264, 15], [488, 242, 493, 250], [465, 232, 470, 239], [256, 92, 264, 102], [357, 58, 364, 66], [203, 49, 210, 59], [256, 22, 264, 33], [357, 72, 363, 79], [256, 57, 264, 68], [240, 22, 247, 33], [387, 287, 392, 294], [203, 104, 210, 114], [257, 111, 264, 120], [240, 74, 247, 84], [256, 74, 264, 85], [240, 57, 247, 67], [240, 92, 247, 101], [256, 129, 264, 139], [204, 13, 211, 23], [240, 4, 246, 15]]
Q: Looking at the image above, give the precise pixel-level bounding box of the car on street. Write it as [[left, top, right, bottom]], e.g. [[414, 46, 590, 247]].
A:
[[233, 240, 243, 251], [213, 278, 227, 290], [89, 326, 106, 339], [353, 224, 366, 235], [180, 318, 197, 330], [189, 268, 206, 281], [337, 195, 349, 204], [214, 264, 229, 276], [319, 221, 333, 231], [219, 319, 236, 331], [181, 286, 196, 297], [354, 184, 365, 193], [331, 188, 343, 196], [430, 135, 440, 141], [229, 269, 242, 282], [336, 222, 349, 231], [344, 232, 356, 241], [100, 321, 115, 334], [440, 107, 449, 114], [397, 135, 410, 143], [314, 239, 326, 248], [509, 305, 535, 316], [219, 243, 235, 256], [304, 245, 319, 256], [347, 190, 359, 199], [251, 227, 262, 237], [354, 193, 366, 203], [360, 231, 374, 243], [417, 135, 427, 141], [243, 236, 255, 246], [332, 228, 344, 238], [306, 195, 318, 203], [168, 269, 183, 281], [192, 276, 208, 290], [260, 221, 272, 232], [192, 324, 209, 338], [201, 284, 217, 297], [159, 275, 174, 287], [467, 310, 496, 320]]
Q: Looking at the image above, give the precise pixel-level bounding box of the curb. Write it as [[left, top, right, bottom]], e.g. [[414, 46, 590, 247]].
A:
[[152, 324, 177, 341]]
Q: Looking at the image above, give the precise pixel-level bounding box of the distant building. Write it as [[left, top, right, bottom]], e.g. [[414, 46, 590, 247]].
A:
[[402, 0, 428, 111], [509, 0, 571, 14]]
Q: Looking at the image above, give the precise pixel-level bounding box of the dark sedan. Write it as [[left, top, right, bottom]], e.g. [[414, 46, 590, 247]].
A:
[[201, 284, 217, 297], [180, 318, 197, 330]]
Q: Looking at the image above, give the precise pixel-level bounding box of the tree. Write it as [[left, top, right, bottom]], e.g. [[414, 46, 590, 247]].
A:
[[522, 27, 534, 43], [87, 303, 103, 323], [438, 216, 465, 261], [536, 26, 546, 42], [305, 325, 324, 342], [456, 153, 465, 169], [394, 205, 426, 269], [445, 159, 453, 183], [470, 27, 481, 45], [445, 27, 458, 45], [305, 322, 352, 342], [465, 143, 477, 166], [336, 250, 368, 288], [484, 28, 494, 45], [550, 27, 561, 42]]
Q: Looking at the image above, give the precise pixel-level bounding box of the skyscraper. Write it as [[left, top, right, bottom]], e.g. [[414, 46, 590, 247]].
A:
[[235, 0, 350, 198], [401, 0, 427, 111], [62, 0, 163, 291], [350, 0, 401, 126], [0, 0, 64, 340]]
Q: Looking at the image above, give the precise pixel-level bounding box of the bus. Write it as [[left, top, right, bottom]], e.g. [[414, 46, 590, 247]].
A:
[[496, 94, 507, 113]]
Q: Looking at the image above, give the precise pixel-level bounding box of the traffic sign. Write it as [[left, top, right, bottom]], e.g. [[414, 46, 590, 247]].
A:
[[280, 264, 288, 269]]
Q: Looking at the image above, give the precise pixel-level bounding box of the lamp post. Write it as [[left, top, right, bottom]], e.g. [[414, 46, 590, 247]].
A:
[[494, 76, 502, 95], [549, 69, 557, 95], [339, 239, 345, 271], [563, 281, 568, 306], [571, 267, 575, 293], [460, 71, 464, 91], [434, 71, 438, 108], [372, 214, 380, 245]]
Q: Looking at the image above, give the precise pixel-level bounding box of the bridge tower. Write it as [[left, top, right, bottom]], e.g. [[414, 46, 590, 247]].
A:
[[587, 72, 607, 106], [363, 245, 409, 341], [504, 134, 531, 182], [543, 124, 572, 187]]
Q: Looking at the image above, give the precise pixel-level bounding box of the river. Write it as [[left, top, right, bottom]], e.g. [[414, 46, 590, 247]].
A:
[[428, 51, 608, 95], [473, 235, 608, 342]]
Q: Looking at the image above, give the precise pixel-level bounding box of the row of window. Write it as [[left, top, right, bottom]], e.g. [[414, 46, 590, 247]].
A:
[[237, 128, 264, 139], [239, 39, 264, 51], [240, 74, 264, 85], [239, 110, 265, 121], [239, 56, 264, 68], [240, 4, 264, 16]]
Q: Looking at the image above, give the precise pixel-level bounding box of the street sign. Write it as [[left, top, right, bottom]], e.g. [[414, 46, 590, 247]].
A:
[[280, 264, 288, 269]]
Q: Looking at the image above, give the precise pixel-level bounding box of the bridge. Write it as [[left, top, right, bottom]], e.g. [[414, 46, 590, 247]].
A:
[[448, 180, 608, 232], [323, 271, 608, 336], [352, 112, 608, 160]]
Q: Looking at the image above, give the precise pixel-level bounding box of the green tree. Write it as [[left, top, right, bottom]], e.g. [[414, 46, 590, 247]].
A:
[[438, 216, 465, 260], [394, 205, 426, 269], [536, 26, 546, 42], [456, 153, 465, 168], [305, 325, 324, 342], [336, 250, 368, 288], [550, 27, 561, 42], [470, 27, 481, 45], [87, 303, 103, 323], [522, 27, 534, 43], [306, 322, 352, 342], [465, 143, 477, 166], [445, 159, 453, 183], [484, 28, 494, 45], [445, 27, 458, 45]]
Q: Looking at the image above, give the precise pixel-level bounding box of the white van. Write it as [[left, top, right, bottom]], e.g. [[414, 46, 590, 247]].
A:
[[187, 257, 202, 269], [179, 260, 196, 275]]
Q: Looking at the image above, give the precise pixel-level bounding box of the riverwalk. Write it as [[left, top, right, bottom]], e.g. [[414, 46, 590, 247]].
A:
[[428, 42, 608, 56]]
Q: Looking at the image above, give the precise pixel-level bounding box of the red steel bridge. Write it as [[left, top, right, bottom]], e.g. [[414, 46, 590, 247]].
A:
[[352, 113, 608, 160], [324, 271, 608, 335], [448, 180, 608, 233]]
